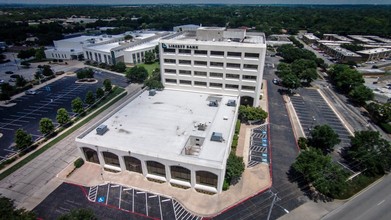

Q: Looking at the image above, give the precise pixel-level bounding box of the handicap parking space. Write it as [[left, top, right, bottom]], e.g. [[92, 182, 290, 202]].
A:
[[290, 88, 351, 148], [86, 183, 201, 220], [248, 124, 269, 168]]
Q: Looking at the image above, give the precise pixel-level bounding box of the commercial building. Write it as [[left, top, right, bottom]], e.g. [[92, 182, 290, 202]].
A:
[[302, 33, 320, 44], [76, 89, 239, 194], [323, 34, 353, 42], [347, 35, 377, 44], [84, 31, 172, 65], [357, 48, 391, 61], [319, 43, 362, 63], [44, 34, 124, 60], [159, 27, 266, 107]]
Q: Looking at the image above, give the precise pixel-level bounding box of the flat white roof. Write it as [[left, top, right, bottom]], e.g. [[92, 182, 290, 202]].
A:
[[87, 42, 122, 53], [56, 34, 123, 44], [124, 39, 159, 52], [357, 47, 391, 54], [77, 90, 239, 168]]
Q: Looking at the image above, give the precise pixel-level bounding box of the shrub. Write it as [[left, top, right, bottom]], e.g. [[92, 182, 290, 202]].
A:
[[235, 119, 241, 134], [74, 158, 85, 168], [223, 180, 230, 191], [380, 123, 391, 134]]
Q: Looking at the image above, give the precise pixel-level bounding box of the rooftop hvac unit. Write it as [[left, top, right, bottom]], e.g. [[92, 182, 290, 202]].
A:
[[149, 89, 156, 96], [210, 132, 223, 142], [96, 124, 108, 135], [209, 100, 219, 107], [227, 99, 236, 107], [197, 123, 207, 131]]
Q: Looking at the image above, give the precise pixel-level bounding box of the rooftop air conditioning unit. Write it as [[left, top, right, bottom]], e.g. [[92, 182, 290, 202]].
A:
[[227, 99, 236, 107], [96, 124, 108, 135], [209, 100, 219, 107], [210, 132, 223, 142]]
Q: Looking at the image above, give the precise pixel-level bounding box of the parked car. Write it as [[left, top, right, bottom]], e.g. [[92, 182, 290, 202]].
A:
[[0, 79, 4, 84], [25, 90, 37, 95], [272, 78, 280, 85], [5, 71, 14, 74]]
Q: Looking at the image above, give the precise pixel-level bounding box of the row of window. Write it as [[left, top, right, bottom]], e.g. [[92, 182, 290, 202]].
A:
[[163, 48, 260, 58], [165, 78, 256, 91], [131, 49, 154, 64], [82, 148, 218, 187], [51, 53, 67, 59], [164, 69, 257, 81], [164, 59, 258, 70], [86, 51, 112, 65]]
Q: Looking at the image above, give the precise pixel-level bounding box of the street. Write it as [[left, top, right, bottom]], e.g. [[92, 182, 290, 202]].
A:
[[323, 175, 390, 220]]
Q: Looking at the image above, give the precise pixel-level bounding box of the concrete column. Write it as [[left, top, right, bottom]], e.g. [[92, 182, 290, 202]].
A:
[[165, 165, 171, 181], [118, 156, 126, 172], [141, 160, 148, 177], [191, 170, 196, 188]]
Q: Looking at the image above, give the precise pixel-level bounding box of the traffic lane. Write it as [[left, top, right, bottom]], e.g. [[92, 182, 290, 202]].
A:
[[323, 175, 390, 220], [93, 71, 128, 88]]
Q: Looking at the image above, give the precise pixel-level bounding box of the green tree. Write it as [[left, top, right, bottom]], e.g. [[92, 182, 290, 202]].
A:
[[71, 97, 84, 114], [113, 61, 126, 73], [35, 47, 45, 61], [225, 152, 245, 184], [144, 51, 155, 64], [0, 83, 13, 101], [103, 79, 112, 92], [328, 64, 364, 94], [16, 75, 27, 87], [238, 105, 268, 122], [349, 84, 374, 105], [299, 68, 318, 85], [124, 35, 133, 40], [96, 87, 105, 99], [281, 73, 301, 91], [291, 59, 317, 75], [144, 79, 163, 89], [125, 66, 148, 83], [85, 90, 95, 106], [17, 48, 36, 60], [347, 131, 391, 175], [56, 108, 70, 126], [366, 102, 391, 123], [292, 148, 348, 198], [39, 117, 55, 135], [0, 196, 36, 220], [309, 124, 341, 154], [14, 128, 33, 150], [298, 137, 309, 150], [57, 208, 97, 220], [39, 65, 54, 77]]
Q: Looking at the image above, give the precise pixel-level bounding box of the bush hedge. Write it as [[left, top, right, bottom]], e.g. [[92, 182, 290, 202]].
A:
[[74, 158, 84, 168]]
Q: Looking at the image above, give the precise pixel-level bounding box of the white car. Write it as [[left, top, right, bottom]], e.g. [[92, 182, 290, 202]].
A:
[[25, 90, 37, 95]]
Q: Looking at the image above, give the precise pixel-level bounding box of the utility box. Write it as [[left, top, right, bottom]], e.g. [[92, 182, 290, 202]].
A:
[[149, 89, 156, 96], [96, 124, 108, 135]]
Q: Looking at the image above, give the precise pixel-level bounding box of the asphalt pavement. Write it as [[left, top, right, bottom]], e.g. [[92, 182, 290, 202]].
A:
[[323, 175, 389, 220]]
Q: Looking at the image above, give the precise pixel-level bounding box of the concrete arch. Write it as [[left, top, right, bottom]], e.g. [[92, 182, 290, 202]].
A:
[[170, 165, 191, 182], [240, 96, 254, 106], [195, 170, 218, 188], [102, 152, 120, 167], [146, 161, 166, 177], [82, 147, 100, 164], [124, 156, 142, 174]]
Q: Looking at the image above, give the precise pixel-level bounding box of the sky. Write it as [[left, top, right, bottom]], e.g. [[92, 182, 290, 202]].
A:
[[0, 0, 390, 5]]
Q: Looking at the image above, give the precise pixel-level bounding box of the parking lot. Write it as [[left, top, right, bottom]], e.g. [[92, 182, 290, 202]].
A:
[[248, 124, 269, 168], [0, 71, 127, 159], [34, 182, 201, 220], [290, 88, 352, 149]]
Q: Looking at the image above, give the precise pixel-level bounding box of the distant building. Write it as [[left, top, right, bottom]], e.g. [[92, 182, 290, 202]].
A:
[[84, 31, 172, 65], [173, 24, 200, 32], [302, 33, 319, 44], [159, 27, 267, 107], [323, 34, 353, 42], [347, 35, 377, 44], [44, 34, 124, 60], [267, 34, 293, 46], [319, 43, 362, 63], [357, 48, 391, 61]]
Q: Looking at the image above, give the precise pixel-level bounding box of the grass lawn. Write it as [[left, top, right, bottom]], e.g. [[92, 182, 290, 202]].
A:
[[138, 62, 159, 76]]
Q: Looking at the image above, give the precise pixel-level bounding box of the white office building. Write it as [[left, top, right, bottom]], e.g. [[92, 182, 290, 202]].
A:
[[159, 27, 266, 107], [44, 34, 124, 60], [76, 89, 239, 194], [84, 31, 172, 65]]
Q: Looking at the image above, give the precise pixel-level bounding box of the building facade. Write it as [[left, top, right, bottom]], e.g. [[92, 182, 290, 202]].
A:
[[76, 90, 239, 194], [159, 27, 266, 107]]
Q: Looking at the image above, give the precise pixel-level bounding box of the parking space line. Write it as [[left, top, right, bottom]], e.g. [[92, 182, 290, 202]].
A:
[[132, 188, 135, 212], [3, 119, 29, 123], [162, 198, 171, 202], [159, 195, 163, 220], [119, 185, 122, 209], [9, 115, 35, 119], [145, 192, 148, 216], [149, 195, 157, 198], [0, 127, 14, 131], [106, 184, 110, 205], [123, 187, 132, 191]]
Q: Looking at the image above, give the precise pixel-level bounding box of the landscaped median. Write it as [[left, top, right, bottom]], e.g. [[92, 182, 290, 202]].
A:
[[0, 87, 127, 181]]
